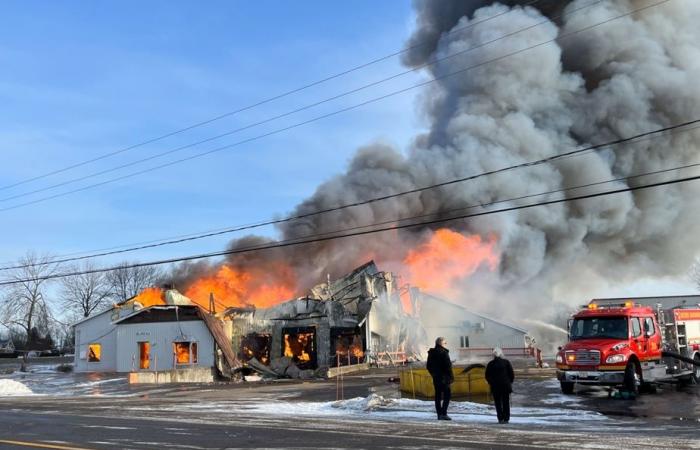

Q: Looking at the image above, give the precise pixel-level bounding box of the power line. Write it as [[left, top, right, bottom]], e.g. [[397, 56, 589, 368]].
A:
[[0, 162, 696, 286], [1, 116, 696, 272], [0, 0, 543, 193], [0, 1, 603, 205], [0, 0, 661, 213]]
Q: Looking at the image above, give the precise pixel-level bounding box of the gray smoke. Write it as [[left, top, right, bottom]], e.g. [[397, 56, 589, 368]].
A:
[[178, 1, 700, 328]]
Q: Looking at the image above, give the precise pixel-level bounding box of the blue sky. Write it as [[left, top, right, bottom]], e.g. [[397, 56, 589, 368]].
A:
[[0, 1, 425, 267], [0, 1, 694, 298]]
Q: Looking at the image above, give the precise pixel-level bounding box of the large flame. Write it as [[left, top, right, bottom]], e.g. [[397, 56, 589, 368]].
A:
[[404, 229, 499, 295], [131, 287, 166, 307], [184, 263, 296, 309]]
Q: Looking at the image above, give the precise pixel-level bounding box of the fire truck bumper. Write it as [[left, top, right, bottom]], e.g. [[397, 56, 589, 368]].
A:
[[557, 370, 625, 385]]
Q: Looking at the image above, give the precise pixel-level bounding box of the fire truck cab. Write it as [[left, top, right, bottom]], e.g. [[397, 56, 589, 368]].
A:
[[556, 297, 700, 394]]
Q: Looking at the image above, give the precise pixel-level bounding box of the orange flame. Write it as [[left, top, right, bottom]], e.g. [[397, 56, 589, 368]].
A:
[[399, 289, 414, 315], [284, 332, 313, 362], [185, 263, 296, 309], [131, 287, 166, 307], [404, 229, 499, 295]]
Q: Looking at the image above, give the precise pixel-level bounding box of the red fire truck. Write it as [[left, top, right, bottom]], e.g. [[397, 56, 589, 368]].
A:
[[555, 296, 700, 394]]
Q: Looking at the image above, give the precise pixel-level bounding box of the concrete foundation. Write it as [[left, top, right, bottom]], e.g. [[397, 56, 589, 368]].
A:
[[128, 367, 216, 384]]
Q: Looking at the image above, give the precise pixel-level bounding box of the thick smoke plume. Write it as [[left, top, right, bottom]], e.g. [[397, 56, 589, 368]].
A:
[[173, 0, 700, 329]]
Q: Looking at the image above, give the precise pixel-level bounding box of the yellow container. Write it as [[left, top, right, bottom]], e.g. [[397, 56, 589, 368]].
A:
[[399, 365, 490, 397]]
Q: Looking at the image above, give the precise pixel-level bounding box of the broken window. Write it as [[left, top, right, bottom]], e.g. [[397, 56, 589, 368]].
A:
[[174, 342, 191, 365], [331, 327, 366, 366], [138, 342, 150, 369], [88, 343, 101, 362], [172, 341, 198, 366], [239, 333, 272, 365], [282, 327, 316, 369]]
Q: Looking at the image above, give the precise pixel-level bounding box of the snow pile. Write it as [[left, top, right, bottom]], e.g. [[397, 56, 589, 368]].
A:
[[0, 379, 34, 396], [225, 394, 607, 426], [331, 393, 396, 411]]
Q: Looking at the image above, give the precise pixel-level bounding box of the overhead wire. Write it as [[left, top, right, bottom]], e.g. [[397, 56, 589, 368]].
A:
[[0, 0, 667, 213], [0, 158, 697, 286], [0, 0, 543, 193], [0, 116, 696, 272], [0, 0, 603, 206]]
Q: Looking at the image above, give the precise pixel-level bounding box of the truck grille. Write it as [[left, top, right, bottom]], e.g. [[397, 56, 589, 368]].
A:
[[565, 349, 600, 365]]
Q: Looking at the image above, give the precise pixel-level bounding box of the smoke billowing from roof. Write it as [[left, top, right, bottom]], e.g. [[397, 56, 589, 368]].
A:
[[174, 0, 700, 322]]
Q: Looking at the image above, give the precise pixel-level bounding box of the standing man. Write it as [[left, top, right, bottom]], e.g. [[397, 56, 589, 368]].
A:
[[485, 347, 515, 424], [426, 337, 454, 421]]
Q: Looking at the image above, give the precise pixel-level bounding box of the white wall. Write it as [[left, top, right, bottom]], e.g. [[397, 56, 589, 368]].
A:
[[74, 310, 118, 372], [419, 295, 526, 353], [115, 321, 215, 373]]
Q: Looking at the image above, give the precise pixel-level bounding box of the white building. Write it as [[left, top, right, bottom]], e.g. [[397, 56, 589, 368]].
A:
[[73, 290, 236, 377], [416, 293, 531, 359]]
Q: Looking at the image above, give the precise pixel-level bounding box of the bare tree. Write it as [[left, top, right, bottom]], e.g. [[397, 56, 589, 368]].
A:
[[60, 262, 111, 318], [0, 252, 60, 346], [105, 262, 162, 302]]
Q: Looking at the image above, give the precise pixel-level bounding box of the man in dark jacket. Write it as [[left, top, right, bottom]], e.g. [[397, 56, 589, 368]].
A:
[[426, 337, 454, 420], [485, 347, 515, 424]]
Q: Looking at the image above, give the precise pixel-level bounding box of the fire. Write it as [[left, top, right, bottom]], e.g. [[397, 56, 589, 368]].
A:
[[131, 287, 166, 307], [185, 263, 296, 309], [173, 342, 190, 364], [399, 289, 414, 316], [404, 229, 499, 295], [283, 332, 314, 363], [335, 338, 365, 359]]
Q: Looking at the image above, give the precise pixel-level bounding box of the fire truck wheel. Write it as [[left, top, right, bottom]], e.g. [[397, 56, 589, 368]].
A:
[[560, 381, 575, 394], [623, 361, 640, 394], [693, 354, 700, 384]]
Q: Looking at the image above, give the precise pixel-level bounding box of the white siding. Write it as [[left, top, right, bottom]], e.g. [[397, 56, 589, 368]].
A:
[[115, 321, 215, 373], [419, 296, 526, 355], [74, 311, 118, 372]]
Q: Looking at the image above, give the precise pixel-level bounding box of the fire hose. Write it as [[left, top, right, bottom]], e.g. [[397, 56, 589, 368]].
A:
[[661, 350, 700, 366]]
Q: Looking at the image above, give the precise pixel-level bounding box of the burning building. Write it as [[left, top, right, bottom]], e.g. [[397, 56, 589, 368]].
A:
[[73, 259, 539, 381], [226, 261, 425, 377]]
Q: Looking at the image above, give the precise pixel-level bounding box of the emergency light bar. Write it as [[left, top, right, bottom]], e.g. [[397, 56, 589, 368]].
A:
[[587, 300, 637, 309]]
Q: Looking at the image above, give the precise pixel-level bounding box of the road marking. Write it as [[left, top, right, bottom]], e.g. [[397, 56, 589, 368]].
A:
[[0, 439, 93, 450]]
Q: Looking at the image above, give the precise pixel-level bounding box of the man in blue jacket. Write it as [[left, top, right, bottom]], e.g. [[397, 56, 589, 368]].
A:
[[426, 337, 454, 420], [485, 347, 515, 424]]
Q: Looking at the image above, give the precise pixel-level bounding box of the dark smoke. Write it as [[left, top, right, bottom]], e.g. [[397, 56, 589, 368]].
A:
[[174, 0, 700, 326]]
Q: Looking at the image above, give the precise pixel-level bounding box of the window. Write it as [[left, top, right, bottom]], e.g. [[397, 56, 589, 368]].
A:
[[173, 341, 199, 365], [570, 317, 628, 340], [459, 336, 470, 348], [88, 344, 101, 362], [631, 318, 642, 338], [644, 317, 655, 336], [138, 342, 150, 370], [174, 342, 190, 364]]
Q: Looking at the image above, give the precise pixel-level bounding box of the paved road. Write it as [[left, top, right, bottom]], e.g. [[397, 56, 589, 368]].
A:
[[0, 406, 698, 450], [1, 367, 699, 449]]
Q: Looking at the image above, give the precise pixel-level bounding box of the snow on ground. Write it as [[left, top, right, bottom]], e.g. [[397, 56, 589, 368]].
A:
[[136, 394, 607, 426], [0, 366, 128, 397], [533, 379, 584, 406], [0, 379, 34, 396]]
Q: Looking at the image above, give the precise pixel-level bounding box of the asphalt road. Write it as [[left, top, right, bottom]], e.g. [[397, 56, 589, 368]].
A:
[[0, 367, 699, 449], [1, 405, 698, 450]]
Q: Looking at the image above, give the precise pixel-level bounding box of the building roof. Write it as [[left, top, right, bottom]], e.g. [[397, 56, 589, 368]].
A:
[[113, 305, 201, 324]]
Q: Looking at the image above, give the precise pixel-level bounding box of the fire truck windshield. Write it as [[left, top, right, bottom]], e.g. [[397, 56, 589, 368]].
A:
[[570, 316, 628, 340]]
